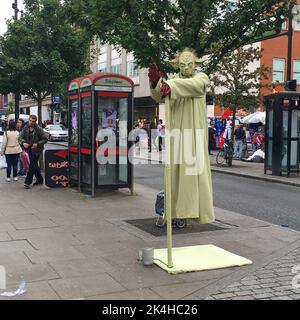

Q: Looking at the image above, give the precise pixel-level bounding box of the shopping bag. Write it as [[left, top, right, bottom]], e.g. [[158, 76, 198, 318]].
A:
[[20, 151, 30, 169], [0, 155, 7, 169]]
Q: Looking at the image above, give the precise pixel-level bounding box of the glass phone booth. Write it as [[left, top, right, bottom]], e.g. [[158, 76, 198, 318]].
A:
[[264, 92, 300, 176], [68, 73, 134, 196], [68, 77, 83, 188]]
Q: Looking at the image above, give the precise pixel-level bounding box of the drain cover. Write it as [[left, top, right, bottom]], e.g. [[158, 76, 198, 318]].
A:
[[125, 218, 231, 237]]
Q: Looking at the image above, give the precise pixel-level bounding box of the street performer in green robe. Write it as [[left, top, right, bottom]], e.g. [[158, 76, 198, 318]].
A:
[[149, 48, 214, 224]]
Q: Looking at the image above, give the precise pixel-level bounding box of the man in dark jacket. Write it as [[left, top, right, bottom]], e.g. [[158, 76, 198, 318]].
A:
[[19, 115, 48, 188], [233, 123, 246, 160], [208, 122, 216, 155]]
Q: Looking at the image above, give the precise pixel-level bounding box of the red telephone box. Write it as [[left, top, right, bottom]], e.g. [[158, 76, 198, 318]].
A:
[[68, 73, 134, 196]]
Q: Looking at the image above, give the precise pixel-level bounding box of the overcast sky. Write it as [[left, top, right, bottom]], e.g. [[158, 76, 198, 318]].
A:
[[0, 0, 24, 35]]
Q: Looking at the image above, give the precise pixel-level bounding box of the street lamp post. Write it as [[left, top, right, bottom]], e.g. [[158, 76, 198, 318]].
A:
[[286, 3, 299, 90], [12, 0, 19, 122], [286, 2, 293, 82]]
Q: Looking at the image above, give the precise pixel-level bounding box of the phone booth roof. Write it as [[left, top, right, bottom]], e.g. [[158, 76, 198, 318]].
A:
[[68, 73, 134, 92], [68, 77, 85, 92]]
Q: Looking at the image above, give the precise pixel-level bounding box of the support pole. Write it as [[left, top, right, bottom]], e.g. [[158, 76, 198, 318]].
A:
[[12, 0, 19, 122], [165, 96, 173, 268], [286, 1, 293, 82]]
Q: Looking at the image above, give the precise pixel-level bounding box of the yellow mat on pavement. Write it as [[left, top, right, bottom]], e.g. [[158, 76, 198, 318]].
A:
[[154, 244, 252, 274]]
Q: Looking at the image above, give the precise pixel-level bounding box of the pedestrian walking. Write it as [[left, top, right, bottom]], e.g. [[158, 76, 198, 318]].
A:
[[157, 119, 165, 152], [19, 115, 48, 189], [0, 120, 21, 182], [16, 118, 27, 176], [208, 122, 216, 155]]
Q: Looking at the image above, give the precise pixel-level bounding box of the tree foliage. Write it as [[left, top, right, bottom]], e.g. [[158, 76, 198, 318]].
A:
[[0, 0, 90, 123], [210, 45, 271, 113], [210, 45, 270, 166], [65, 0, 294, 74]]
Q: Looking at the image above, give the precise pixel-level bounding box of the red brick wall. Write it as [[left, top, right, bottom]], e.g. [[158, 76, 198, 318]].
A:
[[261, 3, 300, 95]]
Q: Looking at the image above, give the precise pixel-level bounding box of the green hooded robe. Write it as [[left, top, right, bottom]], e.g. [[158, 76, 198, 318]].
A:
[[151, 72, 215, 224]]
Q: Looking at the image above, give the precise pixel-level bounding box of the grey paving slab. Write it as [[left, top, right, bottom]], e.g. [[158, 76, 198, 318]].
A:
[[68, 224, 139, 245], [0, 281, 61, 300], [0, 240, 35, 253], [0, 213, 41, 224], [102, 250, 147, 269], [24, 246, 86, 263], [12, 219, 58, 230], [8, 228, 83, 248], [0, 203, 39, 215], [0, 232, 12, 241], [48, 214, 100, 226], [24, 235, 83, 250], [209, 229, 299, 254], [214, 207, 270, 229], [48, 274, 126, 299], [5, 263, 60, 285], [106, 263, 184, 291], [48, 258, 116, 279], [0, 251, 32, 267], [0, 222, 15, 232], [74, 243, 140, 260]]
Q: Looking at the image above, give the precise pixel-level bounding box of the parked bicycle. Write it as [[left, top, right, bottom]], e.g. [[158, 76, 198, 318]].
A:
[[216, 140, 233, 166]]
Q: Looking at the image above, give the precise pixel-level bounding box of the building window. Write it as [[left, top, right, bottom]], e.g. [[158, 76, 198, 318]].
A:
[[295, 8, 300, 31], [293, 60, 300, 83], [282, 20, 287, 30], [126, 53, 140, 84], [97, 45, 107, 72], [111, 46, 122, 74], [273, 58, 285, 83]]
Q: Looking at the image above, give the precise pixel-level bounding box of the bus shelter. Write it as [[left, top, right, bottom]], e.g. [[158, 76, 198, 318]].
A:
[[68, 73, 134, 196]]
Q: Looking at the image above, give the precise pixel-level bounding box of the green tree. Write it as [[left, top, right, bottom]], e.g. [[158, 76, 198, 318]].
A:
[[65, 0, 293, 74], [0, 0, 90, 124], [8, 101, 15, 114], [210, 45, 270, 166]]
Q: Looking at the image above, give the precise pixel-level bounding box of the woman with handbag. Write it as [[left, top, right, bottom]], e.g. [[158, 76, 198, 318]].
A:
[[0, 120, 21, 182]]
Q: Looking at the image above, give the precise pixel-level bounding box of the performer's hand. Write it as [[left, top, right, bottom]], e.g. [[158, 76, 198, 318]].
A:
[[161, 82, 171, 98], [148, 62, 161, 88], [32, 143, 38, 149], [23, 143, 29, 149]]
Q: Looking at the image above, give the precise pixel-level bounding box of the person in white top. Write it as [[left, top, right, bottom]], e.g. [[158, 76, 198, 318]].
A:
[[157, 119, 165, 152], [222, 120, 233, 142], [0, 120, 21, 182], [222, 120, 233, 159]]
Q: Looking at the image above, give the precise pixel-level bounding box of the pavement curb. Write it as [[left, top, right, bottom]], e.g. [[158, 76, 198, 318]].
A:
[[211, 167, 300, 188]]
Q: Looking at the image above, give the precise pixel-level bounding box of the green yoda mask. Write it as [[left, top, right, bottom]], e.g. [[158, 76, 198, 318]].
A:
[[171, 48, 201, 79], [179, 51, 196, 78]]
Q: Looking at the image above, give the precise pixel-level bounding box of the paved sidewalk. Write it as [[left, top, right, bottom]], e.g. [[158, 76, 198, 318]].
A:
[[0, 167, 300, 300]]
